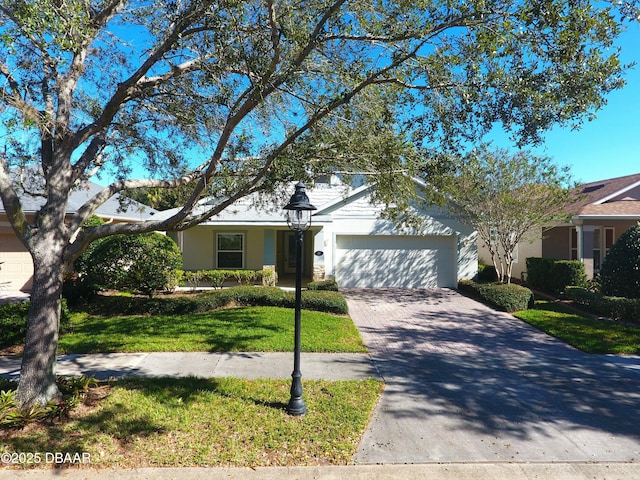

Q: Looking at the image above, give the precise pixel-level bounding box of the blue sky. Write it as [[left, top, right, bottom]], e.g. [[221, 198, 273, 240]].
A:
[[91, 17, 639, 188], [495, 21, 640, 184]]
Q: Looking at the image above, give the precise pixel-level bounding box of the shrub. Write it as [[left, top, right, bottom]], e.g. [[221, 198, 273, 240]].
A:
[[83, 286, 349, 316], [458, 280, 534, 312], [307, 279, 339, 291], [180, 269, 276, 289], [600, 224, 640, 299], [526, 257, 586, 293], [205, 270, 229, 288], [565, 286, 640, 324], [83, 233, 183, 296], [0, 301, 72, 349], [232, 270, 258, 285], [62, 278, 99, 305], [476, 264, 498, 283], [183, 270, 206, 290], [301, 290, 348, 314]]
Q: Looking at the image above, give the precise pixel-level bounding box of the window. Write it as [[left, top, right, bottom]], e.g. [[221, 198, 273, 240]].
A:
[[217, 233, 244, 268], [570, 228, 578, 260], [593, 228, 601, 272], [604, 227, 615, 257], [570, 227, 615, 272]]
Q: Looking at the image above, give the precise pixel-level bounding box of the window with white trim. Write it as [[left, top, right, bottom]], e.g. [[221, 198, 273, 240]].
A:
[[570, 228, 578, 260], [570, 226, 615, 272], [216, 233, 244, 269]]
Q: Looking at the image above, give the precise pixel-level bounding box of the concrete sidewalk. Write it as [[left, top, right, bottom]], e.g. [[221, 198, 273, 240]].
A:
[[0, 352, 380, 381]]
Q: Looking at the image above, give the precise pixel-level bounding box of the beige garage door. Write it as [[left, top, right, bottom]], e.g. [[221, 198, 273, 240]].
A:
[[335, 235, 456, 288], [0, 234, 33, 291]]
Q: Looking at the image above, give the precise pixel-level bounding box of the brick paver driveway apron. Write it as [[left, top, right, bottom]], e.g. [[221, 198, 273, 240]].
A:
[[343, 288, 640, 464]]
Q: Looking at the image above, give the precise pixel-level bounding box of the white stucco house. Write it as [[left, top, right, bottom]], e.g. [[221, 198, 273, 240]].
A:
[[159, 178, 478, 288]]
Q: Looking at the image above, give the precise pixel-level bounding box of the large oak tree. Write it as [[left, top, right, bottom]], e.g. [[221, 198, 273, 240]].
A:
[[0, 0, 637, 407]]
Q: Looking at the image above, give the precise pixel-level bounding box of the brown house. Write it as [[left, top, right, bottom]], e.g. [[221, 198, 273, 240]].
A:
[[478, 173, 640, 280], [542, 173, 640, 278]]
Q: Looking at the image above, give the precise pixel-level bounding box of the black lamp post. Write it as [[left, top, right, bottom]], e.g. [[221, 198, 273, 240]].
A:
[[283, 181, 317, 416]]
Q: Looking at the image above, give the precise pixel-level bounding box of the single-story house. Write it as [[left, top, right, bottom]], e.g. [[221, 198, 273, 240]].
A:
[[161, 177, 478, 288], [480, 173, 640, 280], [0, 180, 157, 291]]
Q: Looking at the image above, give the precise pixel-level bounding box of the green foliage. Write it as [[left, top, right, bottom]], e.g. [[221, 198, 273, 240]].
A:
[[459, 280, 534, 312], [0, 376, 101, 429], [206, 270, 229, 288], [565, 286, 640, 324], [182, 270, 206, 290], [83, 233, 183, 297], [82, 286, 349, 317], [526, 257, 586, 293], [232, 269, 257, 286], [181, 269, 277, 289], [599, 224, 640, 299], [476, 264, 498, 283], [307, 279, 340, 291], [300, 290, 348, 314], [514, 299, 640, 354], [59, 305, 364, 354], [0, 300, 72, 349], [439, 146, 578, 282], [2, 0, 637, 408], [0, 377, 382, 467], [123, 184, 196, 210]]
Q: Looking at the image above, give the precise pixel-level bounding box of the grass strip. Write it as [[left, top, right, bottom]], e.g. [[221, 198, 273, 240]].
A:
[[59, 306, 366, 354], [513, 299, 640, 354], [1, 377, 383, 468]]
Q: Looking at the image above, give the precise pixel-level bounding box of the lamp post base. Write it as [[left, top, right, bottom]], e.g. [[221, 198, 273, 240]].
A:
[[286, 397, 307, 416], [287, 372, 306, 416]]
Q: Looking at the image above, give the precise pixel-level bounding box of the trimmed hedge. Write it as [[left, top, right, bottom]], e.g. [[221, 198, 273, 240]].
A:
[[526, 257, 587, 294], [458, 280, 534, 312], [564, 286, 640, 324], [82, 286, 349, 316], [307, 279, 339, 291], [181, 269, 277, 288], [0, 300, 72, 349]]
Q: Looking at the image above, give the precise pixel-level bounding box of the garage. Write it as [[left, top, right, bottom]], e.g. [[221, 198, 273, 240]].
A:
[[0, 233, 33, 291], [334, 234, 456, 288]]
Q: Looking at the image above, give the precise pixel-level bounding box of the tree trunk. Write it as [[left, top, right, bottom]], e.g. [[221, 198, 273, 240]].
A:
[[16, 248, 65, 409]]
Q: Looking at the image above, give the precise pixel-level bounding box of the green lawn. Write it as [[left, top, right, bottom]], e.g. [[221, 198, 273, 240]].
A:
[[513, 299, 640, 354], [1, 376, 383, 467], [60, 306, 367, 354]]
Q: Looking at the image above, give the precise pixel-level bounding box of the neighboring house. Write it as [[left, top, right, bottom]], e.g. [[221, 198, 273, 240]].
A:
[[0, 179, 157, 291], [480, 173, 640, 280], [160, 177, 478, 288]]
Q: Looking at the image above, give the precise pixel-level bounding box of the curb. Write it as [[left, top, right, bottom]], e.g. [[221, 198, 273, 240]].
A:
[[2, 463, 640, 480]]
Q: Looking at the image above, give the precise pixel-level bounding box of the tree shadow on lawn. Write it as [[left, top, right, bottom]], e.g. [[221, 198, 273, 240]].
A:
[[0, 377, 292, 467], [60, 307, 287, 353]]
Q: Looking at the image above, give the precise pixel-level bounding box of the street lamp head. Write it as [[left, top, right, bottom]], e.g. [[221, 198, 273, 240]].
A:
[[284, 181, 317, 231]]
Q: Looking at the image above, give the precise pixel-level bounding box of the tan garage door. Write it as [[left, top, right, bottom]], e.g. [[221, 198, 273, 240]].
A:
[[0, 234, 33, 291], [335, 235, 456, 288]]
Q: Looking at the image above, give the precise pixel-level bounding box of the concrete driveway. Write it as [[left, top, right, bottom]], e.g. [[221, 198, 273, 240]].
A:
[[343, 288, 640, 464]]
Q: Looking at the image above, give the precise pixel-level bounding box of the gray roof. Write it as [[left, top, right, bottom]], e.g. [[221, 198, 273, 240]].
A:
[[155, 181, 356, 225], [1, 170, 157, 221]]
